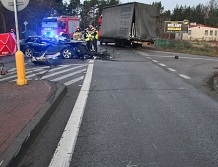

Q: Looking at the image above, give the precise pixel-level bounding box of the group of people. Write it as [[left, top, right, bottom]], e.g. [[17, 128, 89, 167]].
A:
[[73, 26, 98, 52]]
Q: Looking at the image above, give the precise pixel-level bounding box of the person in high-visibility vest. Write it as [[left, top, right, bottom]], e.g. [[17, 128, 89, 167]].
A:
[[91, 27, 98, 52], [73, 26, 82, 40], [84, 28, 91, 51]]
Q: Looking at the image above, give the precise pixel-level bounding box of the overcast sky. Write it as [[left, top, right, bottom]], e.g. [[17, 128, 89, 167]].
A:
[[78, 0, 208, 11]]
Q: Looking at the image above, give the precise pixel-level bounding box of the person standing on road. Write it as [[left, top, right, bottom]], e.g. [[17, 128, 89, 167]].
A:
[[84, 28, 91, 51], [73, 26, 82, 40], [91, 27, 98, 52], [10, 29, 16, 40]]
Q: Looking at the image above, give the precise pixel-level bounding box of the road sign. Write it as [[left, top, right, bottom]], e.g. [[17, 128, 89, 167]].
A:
[[24, 21, 28, 25], [24, 21, 28, 31], [1, 0, 29, 12]]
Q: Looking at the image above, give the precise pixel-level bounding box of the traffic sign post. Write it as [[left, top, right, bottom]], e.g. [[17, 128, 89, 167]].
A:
[[13, 0, 20, 50], [0, 0, 29, 86], [24, 21, 28, 31]]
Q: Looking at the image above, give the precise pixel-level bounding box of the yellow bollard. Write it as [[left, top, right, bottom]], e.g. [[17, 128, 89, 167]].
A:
[[15, 50, 28, 86]]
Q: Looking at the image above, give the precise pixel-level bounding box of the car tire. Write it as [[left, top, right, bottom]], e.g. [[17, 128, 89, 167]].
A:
[[61, 47, 72, 59], [24, 48, 33, 58], [24, 47, 34, 58]]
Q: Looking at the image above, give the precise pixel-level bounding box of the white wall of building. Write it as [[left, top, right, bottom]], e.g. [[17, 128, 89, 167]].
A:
[[175, 25, 218, 41]]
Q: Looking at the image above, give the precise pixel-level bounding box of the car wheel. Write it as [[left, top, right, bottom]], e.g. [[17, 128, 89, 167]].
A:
[[61, 48, 72, 59], [24, 48, 34, 57]]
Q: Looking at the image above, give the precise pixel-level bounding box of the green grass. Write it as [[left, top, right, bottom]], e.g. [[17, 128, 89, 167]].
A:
[[154, 39, 218, 57]]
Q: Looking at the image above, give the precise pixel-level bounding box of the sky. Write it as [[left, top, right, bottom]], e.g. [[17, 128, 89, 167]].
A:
[[78, 0, 208, 11]]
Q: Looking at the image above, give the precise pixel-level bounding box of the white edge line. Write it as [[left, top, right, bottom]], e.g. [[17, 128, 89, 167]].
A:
[[49, 63, 94, 167]]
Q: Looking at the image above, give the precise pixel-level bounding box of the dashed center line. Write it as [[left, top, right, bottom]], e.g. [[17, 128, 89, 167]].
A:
[[139, 52, 192, 80], [167, 68, 177, 72], [159, 63, 166, 67], [179, 74, 191, 79]]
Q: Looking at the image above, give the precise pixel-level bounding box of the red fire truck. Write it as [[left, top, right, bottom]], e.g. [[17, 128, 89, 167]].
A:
[[98, 15, 102, 38], [41, 16, 80, 38]]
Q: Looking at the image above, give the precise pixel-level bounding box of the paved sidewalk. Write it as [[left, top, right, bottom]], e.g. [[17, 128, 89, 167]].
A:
[[0, 80, 67, 167]]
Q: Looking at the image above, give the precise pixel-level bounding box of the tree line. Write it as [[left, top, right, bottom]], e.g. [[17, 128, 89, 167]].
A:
[[0, 0, 217, 37]]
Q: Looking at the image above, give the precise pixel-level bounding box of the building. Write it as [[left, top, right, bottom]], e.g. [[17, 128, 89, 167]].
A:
[[175, 23, 218, 41]]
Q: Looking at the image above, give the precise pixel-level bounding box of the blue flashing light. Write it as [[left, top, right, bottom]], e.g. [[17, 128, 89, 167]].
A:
[[50, 31, 54, 37]]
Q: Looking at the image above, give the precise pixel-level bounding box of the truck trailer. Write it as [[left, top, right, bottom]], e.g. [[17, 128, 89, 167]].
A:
[[98, 2, 159, 47]]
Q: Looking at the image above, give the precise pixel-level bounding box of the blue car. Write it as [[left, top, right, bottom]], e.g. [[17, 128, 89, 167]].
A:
[[20, 30, 89, 61]]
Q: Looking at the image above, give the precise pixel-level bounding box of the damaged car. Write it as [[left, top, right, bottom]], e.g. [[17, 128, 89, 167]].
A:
[[20, 30, 89, 61]]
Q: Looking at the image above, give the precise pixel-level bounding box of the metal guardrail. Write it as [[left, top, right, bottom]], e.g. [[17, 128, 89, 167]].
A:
[[155, 39, 210, 55]]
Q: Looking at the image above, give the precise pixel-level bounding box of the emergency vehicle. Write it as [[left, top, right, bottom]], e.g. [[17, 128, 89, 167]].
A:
[[41, 16, 80, 38], [98, 15, 102, 38]]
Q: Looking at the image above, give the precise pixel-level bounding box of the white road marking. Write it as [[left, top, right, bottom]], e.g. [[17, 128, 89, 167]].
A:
[[89, 59, 94, 63], [0, 160, 3, 165], [50, 69, 86, 81], [0, 68, 44, 81], [49, 63, 94, 167], [159, 63, 166, 66], [110, 92, 116, 99], [179, 74, 191, 79], [64, 76, 84, 86], [147, 57, 152, 59], [152, 60, 158, 63], [41, 64, 87, 79], [137, 51, 218, 62], [167, 68, 177, 72], [152, 143, 158, 149], [9, 65, 73, 81]]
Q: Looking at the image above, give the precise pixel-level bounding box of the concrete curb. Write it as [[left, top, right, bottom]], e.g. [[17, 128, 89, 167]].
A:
[[0, 84, 67, 167]]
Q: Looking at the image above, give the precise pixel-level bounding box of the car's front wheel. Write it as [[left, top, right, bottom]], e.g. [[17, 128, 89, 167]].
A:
[[61, 48, 72, 59], [24, 48, 34, 57]]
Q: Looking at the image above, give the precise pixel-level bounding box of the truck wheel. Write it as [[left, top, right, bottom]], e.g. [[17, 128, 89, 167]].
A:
[[61, 48, 72, 59], [24, 47, 34, 57]]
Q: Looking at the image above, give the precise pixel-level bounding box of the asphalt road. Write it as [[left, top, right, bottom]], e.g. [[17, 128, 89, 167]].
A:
[[70, 47, 218, 166], [4, 45, 218, 167]]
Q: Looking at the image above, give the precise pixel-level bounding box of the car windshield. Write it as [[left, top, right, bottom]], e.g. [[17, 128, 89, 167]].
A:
[[42, 21, 57, 28]]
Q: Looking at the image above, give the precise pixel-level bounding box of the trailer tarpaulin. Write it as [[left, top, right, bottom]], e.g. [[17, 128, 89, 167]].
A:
[[101, 2, 159, 41], [135, 3, 159, 40], [0, 33, 16, 56], [101, 3, 134, 39]]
